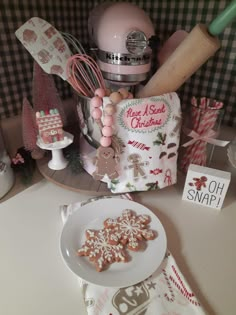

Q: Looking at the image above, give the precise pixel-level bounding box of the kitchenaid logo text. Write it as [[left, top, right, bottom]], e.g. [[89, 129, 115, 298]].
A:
[[106, 53, 150, 63], [119, 99, 170, 132], [99, 50, 150, 65]]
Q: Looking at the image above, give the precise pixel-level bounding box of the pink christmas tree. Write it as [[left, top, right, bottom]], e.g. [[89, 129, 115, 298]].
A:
[[32, 62, 67, 126], [22, 97, 44, 159]]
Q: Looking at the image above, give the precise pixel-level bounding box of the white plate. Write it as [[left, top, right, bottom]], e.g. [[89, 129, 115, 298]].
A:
[[60, 198, 167, 288]]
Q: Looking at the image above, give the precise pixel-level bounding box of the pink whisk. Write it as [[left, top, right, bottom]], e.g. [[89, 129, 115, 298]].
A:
[[66, 54, 105, 97]]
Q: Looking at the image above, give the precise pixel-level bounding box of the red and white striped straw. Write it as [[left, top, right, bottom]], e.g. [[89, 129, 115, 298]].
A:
[[180, 97, 223, 172]]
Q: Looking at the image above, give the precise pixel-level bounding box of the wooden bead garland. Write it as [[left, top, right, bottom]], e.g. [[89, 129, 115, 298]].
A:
[[91, 88, 133, 148]]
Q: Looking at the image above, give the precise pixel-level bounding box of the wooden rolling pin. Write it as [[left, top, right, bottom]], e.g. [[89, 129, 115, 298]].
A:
[[138, 0, 236, 98], [157, 30, 188, 66]]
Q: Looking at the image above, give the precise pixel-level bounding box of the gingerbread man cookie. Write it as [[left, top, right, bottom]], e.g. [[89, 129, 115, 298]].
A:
[[104, 209, 156, 251], [93, 146, 119, 181], [125, 153, 149, 181], [77, 229, 128, 272]]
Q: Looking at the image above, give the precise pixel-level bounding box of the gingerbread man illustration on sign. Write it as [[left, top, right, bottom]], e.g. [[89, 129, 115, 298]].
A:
[[125, 153, 149, 181], [189, 176, 207, 191], [93, 146, 119, 181]]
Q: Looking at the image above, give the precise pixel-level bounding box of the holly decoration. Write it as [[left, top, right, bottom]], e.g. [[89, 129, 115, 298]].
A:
[[153, 132, 166, 146], [145, 181, 160, 191], [110, 179, 120, 191], [125, 182, 137, 191]]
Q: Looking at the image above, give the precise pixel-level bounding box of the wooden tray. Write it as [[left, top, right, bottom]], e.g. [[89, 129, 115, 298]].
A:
[[37, 155, 111, 196]]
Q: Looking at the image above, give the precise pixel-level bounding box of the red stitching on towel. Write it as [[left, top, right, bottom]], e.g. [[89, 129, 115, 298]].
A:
[[170, 265, 200, 306], [162, 269, 175, 302]]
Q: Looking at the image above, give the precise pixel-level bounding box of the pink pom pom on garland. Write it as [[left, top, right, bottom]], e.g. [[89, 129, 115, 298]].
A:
[[102, 126, 113, 137], [100, 136, 112, 147], [103, 115, 113, 126], [105, 104, 116, 115], [91, 96, 103, 108], [118, 88, 129, 99], [91, 87, 130, 148], [127, 92, 133, 99], [92, 108, 102, 119], [95, 88, 106, 98], [110, 91, 123, 104]]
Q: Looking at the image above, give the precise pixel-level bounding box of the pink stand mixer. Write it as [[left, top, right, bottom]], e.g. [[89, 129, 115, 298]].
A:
[[77, 2, 161, 181], [79, 2, 158, 148], [88, 2, 157, 87]]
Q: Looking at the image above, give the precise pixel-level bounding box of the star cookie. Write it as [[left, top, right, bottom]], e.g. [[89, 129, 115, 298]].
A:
[[104, 209, 156, 251], [77, 229, 128, 272]]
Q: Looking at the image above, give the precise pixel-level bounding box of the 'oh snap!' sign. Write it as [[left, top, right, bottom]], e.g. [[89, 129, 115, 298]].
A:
[[182, 164, 231, 209]]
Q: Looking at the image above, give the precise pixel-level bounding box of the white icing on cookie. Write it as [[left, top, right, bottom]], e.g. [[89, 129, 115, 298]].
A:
[[104, 209, 156, 250], [77, 229, 128, 271]]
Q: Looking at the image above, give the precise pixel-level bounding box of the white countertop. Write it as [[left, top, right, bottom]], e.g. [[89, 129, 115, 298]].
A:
[[0, 144, 235, 315]]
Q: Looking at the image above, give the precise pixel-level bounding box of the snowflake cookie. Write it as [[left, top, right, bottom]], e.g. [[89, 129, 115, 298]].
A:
[[77, 229, 128, 272], [104, 209, 156, 251]]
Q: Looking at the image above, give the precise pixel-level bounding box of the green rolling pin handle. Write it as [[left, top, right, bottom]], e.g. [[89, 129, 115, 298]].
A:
[[208, 0, 236, 36]]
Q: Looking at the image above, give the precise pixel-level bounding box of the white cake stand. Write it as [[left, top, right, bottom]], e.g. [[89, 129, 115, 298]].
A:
[[37, 132, 74, 170]]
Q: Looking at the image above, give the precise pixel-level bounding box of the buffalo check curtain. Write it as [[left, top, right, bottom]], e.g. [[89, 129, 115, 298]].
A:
[[0, 0, 235, 126]]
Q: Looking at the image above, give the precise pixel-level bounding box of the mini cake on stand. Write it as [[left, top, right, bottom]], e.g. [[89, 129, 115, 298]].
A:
[[36, 109, 73, 170]]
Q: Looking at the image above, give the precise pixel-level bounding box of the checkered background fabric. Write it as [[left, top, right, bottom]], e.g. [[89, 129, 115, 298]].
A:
[[0, 0, 235, 126]]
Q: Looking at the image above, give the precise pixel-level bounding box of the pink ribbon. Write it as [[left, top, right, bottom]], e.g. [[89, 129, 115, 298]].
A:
[[182, 129, 229, 148]]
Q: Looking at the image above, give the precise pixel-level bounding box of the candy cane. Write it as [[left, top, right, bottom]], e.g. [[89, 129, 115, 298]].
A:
[[128, 140, 150, 151]]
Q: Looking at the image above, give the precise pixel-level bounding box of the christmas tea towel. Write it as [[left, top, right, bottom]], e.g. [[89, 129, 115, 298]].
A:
[[60, 195, 207, 315], [103, 92, 182, 193]]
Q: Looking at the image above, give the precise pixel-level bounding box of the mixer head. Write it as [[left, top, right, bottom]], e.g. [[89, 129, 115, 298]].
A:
[[88, 2, 157, 86]]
